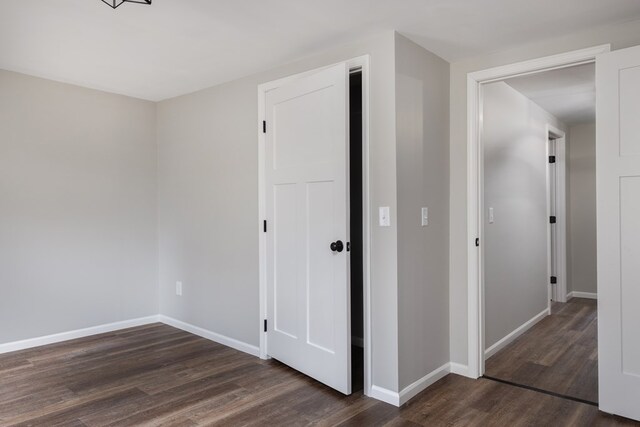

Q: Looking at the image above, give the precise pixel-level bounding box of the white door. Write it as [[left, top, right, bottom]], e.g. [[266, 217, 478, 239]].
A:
[[264, 63, 351, 394], [597, 45, 640, 421]]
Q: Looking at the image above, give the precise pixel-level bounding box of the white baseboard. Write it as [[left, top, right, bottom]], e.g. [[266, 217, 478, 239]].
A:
[[399, 362, 450, 406], [485, 307, 550, 360], [370, 362, 452, 407], [369, 385, 401, 406], [0, 314, 261, 360], [567, 291, 597, 300], [0, 315, 160, 355], [449, 362, 471, 378], [158, 315, 260, 357]]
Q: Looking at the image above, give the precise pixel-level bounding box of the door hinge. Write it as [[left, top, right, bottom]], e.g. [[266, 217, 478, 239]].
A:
[[550, 216, 557, 224], [549, 155, 556, 164], [262, 121, 266, 134], [263, 319, 268, 332], [263, 220, 267, 233], [550, 276, 557, 284], [475, 238, 480, 247]]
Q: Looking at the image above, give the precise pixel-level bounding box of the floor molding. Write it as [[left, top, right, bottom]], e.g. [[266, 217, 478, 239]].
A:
[[485, 308, 550, 359], [399, 362, 451, 406], [370, 362, 453, 407], [0, 315, 160, 355], [567, 291, 597, 300], [449, 362, 471, 378], [158, 315, 260, 357], [369, 385, 401, 406]]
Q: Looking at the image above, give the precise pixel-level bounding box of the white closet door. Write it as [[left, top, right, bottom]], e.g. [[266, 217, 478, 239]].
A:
[[265, 63, 351, 394], [596, 44, 640, 421]]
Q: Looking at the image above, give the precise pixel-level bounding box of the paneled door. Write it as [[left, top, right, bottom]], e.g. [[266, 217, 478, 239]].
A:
[[264, 63, 351, 394], [597, 44, 640, 421]]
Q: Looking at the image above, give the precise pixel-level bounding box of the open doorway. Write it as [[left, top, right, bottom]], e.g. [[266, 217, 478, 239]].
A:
[[349, 69, 365, 392], [480, 63, 599, 404]]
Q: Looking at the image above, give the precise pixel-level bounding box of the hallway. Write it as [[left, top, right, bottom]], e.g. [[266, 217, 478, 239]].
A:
[[484, 298, 598, 404]]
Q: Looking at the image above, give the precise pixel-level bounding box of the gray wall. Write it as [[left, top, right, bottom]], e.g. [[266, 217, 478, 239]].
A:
[[395, 34, 450, 390], [157, 32, 401, 392], [567, 122, 597, 295], [0, 70, 158, 344], [449, 19, 640, 367], [482, 82, 565, 350]]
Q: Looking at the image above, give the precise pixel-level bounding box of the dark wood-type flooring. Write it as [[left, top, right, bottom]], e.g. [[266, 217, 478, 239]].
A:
[[485, 297, 599, 404], [0, 319, 636, 426]]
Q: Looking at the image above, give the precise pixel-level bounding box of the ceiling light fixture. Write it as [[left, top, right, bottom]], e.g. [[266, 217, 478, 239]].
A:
[[101, 0, 151, 9]]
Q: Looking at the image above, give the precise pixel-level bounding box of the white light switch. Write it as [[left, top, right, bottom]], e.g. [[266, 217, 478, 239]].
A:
[[489, 207, 494, 224], [379, 207, 390, 227], [421, 207, 429, 226], [176, 281, 183, 296]]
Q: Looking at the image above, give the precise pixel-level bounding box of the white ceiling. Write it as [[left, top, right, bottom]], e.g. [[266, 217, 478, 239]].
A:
[[505, 63, 596, 125], [1, 0, 639, 101]]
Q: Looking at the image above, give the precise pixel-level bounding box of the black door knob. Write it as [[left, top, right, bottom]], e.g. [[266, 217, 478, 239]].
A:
[[330, 240, 344, 253]]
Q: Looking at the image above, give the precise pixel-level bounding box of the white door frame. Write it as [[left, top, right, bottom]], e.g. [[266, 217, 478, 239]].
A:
[[257, 55, 372, 395], [546, 125, 568, 303], [466, 45, 610, 379]]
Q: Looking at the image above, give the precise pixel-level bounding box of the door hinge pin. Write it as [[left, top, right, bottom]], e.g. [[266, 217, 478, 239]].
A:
[[549, 155, 556, 164], [263, 220, 267, 232], [550, 216, 557, 224], [263, 121, 266, 134], [263, 319, 267, 332]]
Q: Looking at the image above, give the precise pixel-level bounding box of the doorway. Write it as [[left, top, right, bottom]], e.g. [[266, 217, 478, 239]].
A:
[[349, 70, 365, 392], [467, 47, 606, 405], [257, 57, 371, 397]]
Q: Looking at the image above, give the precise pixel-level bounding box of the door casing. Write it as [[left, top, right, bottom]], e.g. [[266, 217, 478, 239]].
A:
[[257, 55, 372, 396], [546, 125, 567, 304], [465, 44, 610, 380]]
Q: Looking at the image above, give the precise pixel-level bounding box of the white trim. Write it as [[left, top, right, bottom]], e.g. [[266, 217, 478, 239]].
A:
[[547, 125, 568, 303], [369, 385, 401, 406], [158, 315, 260, 357], [0, 315, 160, 355], [484, 308, 550, 359], [370, 362, 456, 407], [567, 291, 598, 300], [469, 45, 611, 84], [399, 362, 450, 406], [466, 44, 610, 379], [257, 55, 373, 396], [555, 132, 568, 304], [449, 362, 470, 377]]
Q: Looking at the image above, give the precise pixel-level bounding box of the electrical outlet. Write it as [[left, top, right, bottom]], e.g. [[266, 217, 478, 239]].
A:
[[176, 281, 183, 296]]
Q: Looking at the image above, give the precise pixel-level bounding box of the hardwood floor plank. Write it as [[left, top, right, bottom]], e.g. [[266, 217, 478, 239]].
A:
[[8, 388, 148, 427], [1, 321, 637, 426], [485, 298, 599, 403]]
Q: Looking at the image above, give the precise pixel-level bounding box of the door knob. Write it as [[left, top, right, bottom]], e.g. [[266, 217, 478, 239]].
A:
[[330, 240, 344, 253]]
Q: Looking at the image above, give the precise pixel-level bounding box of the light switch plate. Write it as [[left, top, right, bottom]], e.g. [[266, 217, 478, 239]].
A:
[[176, 281, 183, 296], [421, 207, 429, 226], [379, 207, 390, 227], [489, 207, 494, 224]]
